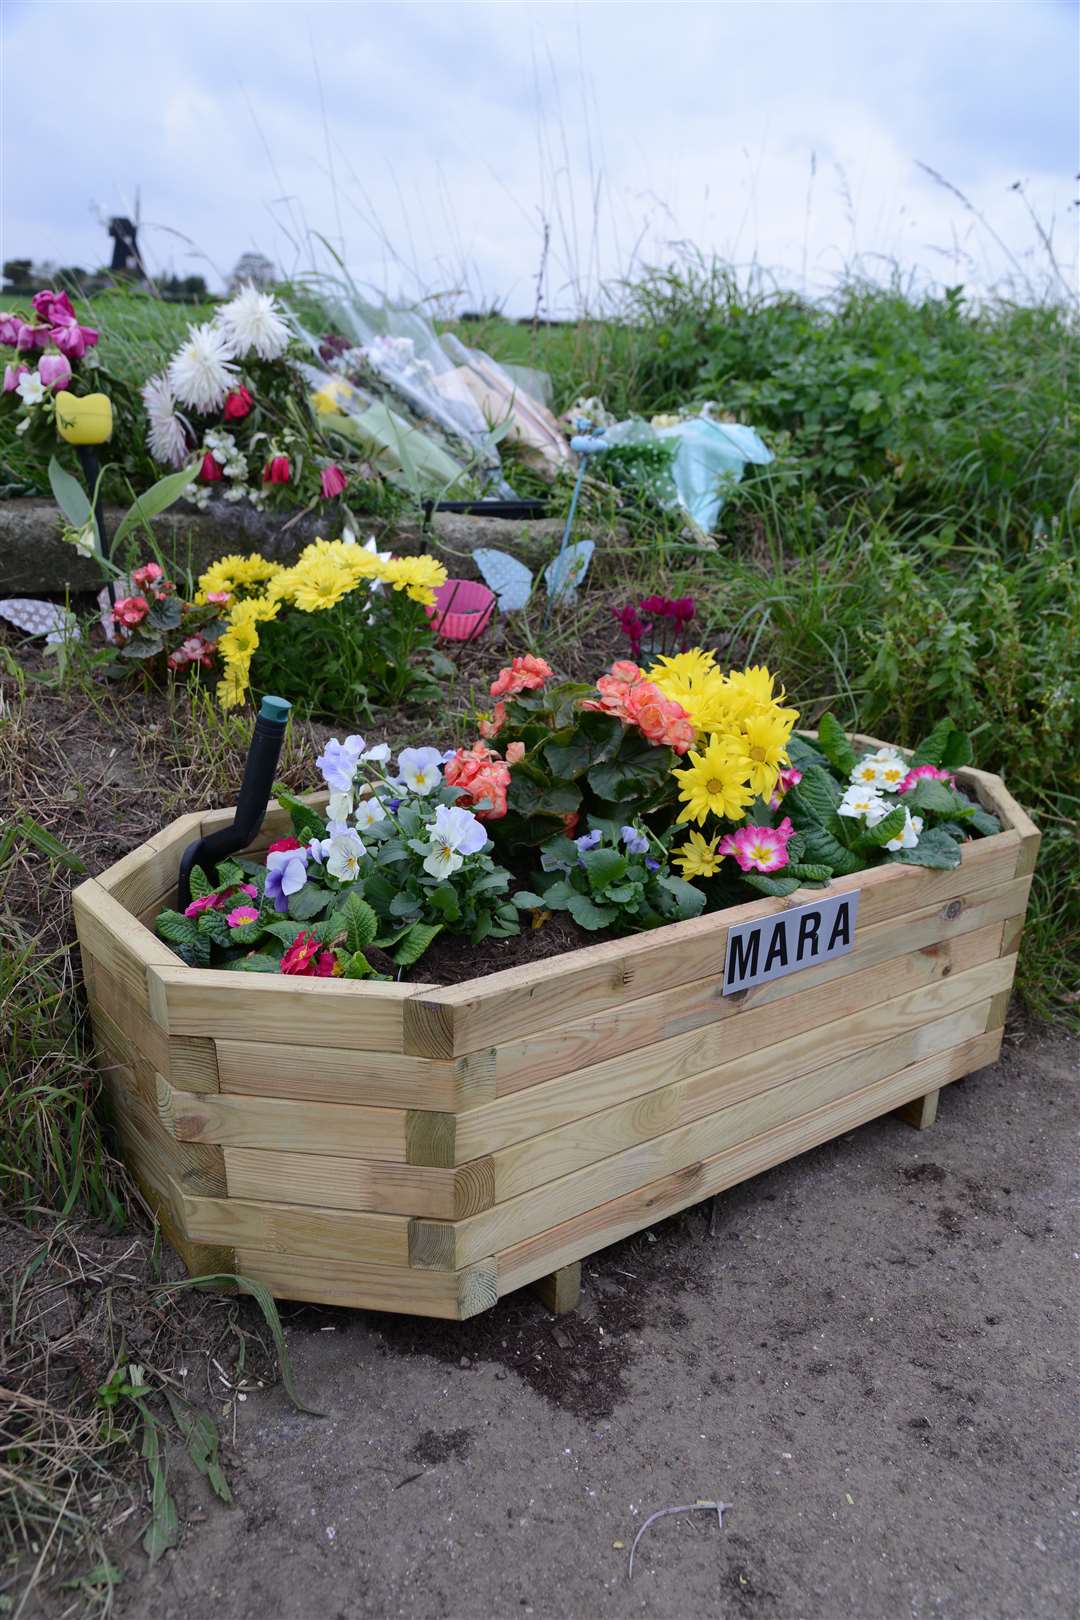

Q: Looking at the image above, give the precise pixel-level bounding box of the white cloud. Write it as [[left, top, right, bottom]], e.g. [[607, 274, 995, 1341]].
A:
[[2, 0, 1075, 310]]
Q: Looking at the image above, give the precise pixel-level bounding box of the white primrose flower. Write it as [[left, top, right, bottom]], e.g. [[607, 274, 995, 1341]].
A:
[[141, 372, 190, 468], [422, 804, 487, 879], [168, 322, 238, 413], [884, 808, 923, 852], [16, 370, 46, 406], [217, 284, 291, 361], [397, 746, 443, 796], [326, 827, 367, 883], [838, 786, 886, 820], [873, 755, 909, 792]]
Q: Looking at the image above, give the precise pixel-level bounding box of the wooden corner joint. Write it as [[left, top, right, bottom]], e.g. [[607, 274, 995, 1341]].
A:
[[402, 995, 456, 1059]]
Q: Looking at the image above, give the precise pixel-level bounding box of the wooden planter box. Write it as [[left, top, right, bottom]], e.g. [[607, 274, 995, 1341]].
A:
[[73, 752, 1039, 1320]]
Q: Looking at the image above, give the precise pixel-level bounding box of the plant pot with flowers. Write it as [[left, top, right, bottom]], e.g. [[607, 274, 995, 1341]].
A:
[[75, 647, 1039, 1319]]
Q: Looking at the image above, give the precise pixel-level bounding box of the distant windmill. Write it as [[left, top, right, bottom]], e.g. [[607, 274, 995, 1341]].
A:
[[92, 189, 148, 279]]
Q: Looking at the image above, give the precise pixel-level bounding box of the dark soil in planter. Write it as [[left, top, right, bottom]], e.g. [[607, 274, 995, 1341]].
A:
[[414, 908, 604, 986]]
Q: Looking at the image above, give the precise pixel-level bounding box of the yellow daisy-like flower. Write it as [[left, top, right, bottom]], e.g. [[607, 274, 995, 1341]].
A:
[[673, 734, 754, 826], [197, 552, 282, 604], [647, 649, 737, 737], [381, 553, 448, 606], [737, 705, 796, 798], [218, 621, 260, 668], [723, 664, 785, 721], [217, 665, 250, 709], [310, 377, 356, 415], [674, 830, 725, 878]]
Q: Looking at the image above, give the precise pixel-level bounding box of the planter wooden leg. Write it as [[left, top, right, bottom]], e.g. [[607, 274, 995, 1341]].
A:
[[531, 1261, 581, 1315], [897, 1088, 940, 1131]]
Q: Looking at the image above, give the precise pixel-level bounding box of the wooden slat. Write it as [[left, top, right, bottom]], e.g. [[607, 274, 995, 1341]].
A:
[[403, 830, 1021, 1057], [216, 1038, 495, 1110], [483, 875, 1029, 1099], [147, 963, 429, 1052], [94, 813, 204, 915], [183, 1194, 410, 1266], [84, 954, 219, 1091], [452, 928, 1011, 1164], [73, 879, 176, 1013], [234, 1251, 498, 1319], [223, 1147, 494, 1219], [156, 1077, 413, 1160], [495, 1029, 1003, 1300], [411, 984, 1007, 1270]]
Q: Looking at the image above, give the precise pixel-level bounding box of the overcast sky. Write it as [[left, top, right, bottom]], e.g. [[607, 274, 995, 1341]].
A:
[[3, 1, 1077, 312]]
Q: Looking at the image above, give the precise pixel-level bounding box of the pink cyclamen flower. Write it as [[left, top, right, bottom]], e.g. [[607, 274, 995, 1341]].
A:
[[38, 352, 72, 391], [183, 893, 220, 918], [725, 823, 793, 874], [319, 464, 347, 499], [264, 454, 291, 485], [897, 763, 956, 794], [226, 905, 260, 927], [3, 363, 28, 393], [112, 595, 150, 628]]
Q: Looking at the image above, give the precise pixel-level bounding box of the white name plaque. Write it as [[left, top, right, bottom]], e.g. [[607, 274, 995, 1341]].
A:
[[723, 890, 860, 996]]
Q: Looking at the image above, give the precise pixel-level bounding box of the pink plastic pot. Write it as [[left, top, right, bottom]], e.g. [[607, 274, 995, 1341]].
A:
[[425, 578, 496, 641]]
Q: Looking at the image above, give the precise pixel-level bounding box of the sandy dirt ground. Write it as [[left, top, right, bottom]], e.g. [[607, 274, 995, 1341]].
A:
[[49, 1027, 1080, 1620]]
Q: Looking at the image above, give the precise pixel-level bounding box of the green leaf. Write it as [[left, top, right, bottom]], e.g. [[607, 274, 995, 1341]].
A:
[[909, 717, 955, 768], [787, 734, 828, 772], [512, 891, 548, 909], [139, 1407, 179, 1564], [743, 873, 803, 897], [163, 1392, 232, 1504], [427, 884, 462, 922], [798, 824, 867, 876], [48, 454, 93, 531], [786, 862, 833, 881], [147, 594, 182, 632], [226, 953, 281, 972], [566, 892, 618, 930], [858, 805, 907, 847], [785, 764, 844, 829], [10, 814, 86, 871], [287, 885, 328, 922], [654, 874, 707, 918], [156, 909, 197, 946], [970, 806, 1001, 836], [941, 729, 974, 770], [885, 838, 961, 870], [342, 949, 376, 979], [335, 891, 378, 952], [905, 777, 959, 815], [113, 464, 199, 546], [816, 713, 858, 776], [393, 921, 443, 966], [189, 865, 214, 900], [274, 787, 326, 842], [579, 846, 628, 890]]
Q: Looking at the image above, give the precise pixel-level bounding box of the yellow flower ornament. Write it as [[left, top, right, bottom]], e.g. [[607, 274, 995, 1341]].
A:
[[55, 390, 113, 446]]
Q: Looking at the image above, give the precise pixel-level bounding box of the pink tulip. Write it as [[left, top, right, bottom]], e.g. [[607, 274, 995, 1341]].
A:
[[32, 289, 76, 325], [0, 313, 20, 346], [38, 352, 72, 391], [319, 464, 347, 499], [52, 322, 98, 359], [3, 363, 28, 393], [15, 323, 48, 352]]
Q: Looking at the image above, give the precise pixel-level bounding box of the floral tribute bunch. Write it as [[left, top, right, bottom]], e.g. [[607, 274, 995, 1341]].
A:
[[104, 559, 224, 670], [1, 288, 102, 447], [142, 285, 348, 512], [155, 732, 522, 975], [195, 535, 449, 715]]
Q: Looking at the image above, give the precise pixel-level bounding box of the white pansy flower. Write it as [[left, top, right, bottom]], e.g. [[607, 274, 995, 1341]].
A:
[[168, 322, 238, 412], [327, 789, 354, 822], [397, 746, 443, 796], [422, 804, 488, 880], [353, 797, 388, 830], [16, 370, 46, 406], [361, 742, 391, 765], [141, 372, 189, 467], [884, 808, 923, 852], [217, 285, 290, 361], [326, 828, 367, 883]]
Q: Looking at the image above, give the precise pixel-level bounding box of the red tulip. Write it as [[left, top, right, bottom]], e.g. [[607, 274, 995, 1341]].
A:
[[200, 451, 223, 483], [264, 454, 291, 485], [223, 386, 254, 420], [319, 463, 347, 499]]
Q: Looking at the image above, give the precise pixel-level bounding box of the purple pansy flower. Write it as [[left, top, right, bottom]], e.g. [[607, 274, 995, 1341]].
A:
[[264, 846, 310, 913]]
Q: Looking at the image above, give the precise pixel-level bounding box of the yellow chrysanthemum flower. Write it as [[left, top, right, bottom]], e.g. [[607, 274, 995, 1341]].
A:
[[217, 665, 250, 709], [674, 830, 725, 878], [197, 552, 282, 604], [737, 705, 796, 798], [381, 553, 448, 606], [673, 734, 754, 826], [647, 649, 736, 737], [281, 556, 354, 613], [723, 664, 785, 720]]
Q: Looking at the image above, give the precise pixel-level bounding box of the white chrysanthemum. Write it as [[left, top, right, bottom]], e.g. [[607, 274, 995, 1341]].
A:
[[217, 284, 290, 361], [167, 323, 238, 413]]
